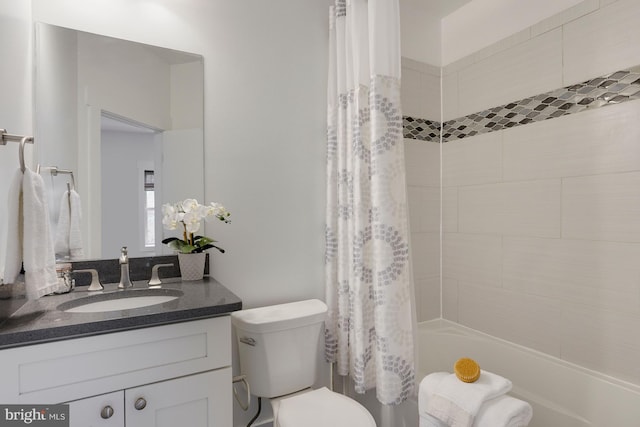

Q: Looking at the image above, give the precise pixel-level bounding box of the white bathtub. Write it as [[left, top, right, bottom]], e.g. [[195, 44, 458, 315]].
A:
[[415, 319, 640, 427]]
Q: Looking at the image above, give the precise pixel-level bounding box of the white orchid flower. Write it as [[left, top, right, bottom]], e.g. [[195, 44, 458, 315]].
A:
[[181, 198, 199, 213], [162, 203, 179, 230], [183, 211, 202, 234], [161, 198, 230, 254]]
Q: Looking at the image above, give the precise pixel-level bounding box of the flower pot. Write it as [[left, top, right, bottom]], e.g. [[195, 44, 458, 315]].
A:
[[178, 252, 207, 281]]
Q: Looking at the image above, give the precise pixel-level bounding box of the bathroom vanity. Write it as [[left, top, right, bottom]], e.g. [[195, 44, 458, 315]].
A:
[[0, 275, 242, 427]]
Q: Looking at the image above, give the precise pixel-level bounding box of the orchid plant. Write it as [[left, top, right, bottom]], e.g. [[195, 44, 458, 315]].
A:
[[161, 198, 231, 254]]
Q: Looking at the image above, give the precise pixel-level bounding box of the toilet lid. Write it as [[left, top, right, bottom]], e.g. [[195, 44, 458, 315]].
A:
[[275, 387, 376, 427]]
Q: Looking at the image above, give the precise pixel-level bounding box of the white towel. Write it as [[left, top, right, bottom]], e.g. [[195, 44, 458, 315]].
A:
[[422, 371, 512, 427], [3, 169, 24, 283], [4, 168, 63, 298], [22, 169, 62, 298], [474, 395, 532, 427], [419, 372, 532, 427], [54, 189, 84, 260]]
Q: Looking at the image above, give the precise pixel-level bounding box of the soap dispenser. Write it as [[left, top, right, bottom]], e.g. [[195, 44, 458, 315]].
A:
[[118, 246, 133, 289]]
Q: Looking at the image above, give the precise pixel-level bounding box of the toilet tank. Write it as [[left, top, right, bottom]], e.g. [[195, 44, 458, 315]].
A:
[[231, 299, 327, 398]]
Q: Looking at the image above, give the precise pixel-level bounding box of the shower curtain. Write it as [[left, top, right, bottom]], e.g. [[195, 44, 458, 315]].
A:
[[324, 0, 415, 406]]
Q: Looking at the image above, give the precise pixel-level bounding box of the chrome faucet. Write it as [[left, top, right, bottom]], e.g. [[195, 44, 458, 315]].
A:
[[118, 246, 133, 289]]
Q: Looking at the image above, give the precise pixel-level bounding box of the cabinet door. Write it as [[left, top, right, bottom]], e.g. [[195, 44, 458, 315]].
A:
[[67, 391, 125, 427], [124, 368, 231, 427]]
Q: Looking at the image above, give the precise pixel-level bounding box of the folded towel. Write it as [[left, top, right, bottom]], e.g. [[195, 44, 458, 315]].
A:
[[54, 189, 83, 260], [421, 371, 512, 427], [475, 394, 532, 427], [22, 169, 62, 298], [3, 169, 24, 283], [420, 413, 447, 427], [420, 394, 532, 427]]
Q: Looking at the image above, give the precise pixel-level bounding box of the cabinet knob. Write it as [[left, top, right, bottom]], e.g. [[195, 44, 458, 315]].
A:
[[134, 397, 147, 411], [100, 406, 114, 419]]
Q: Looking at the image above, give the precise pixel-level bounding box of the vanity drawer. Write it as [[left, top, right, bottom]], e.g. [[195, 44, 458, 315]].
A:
[[0, 316, 230, 404]]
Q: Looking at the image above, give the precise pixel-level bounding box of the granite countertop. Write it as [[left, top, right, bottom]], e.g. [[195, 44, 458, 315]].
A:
[[0, 276, 242, 350]]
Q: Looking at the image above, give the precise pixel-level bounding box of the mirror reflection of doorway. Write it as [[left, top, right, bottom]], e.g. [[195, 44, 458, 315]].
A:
[[100, 112, 162, 259]]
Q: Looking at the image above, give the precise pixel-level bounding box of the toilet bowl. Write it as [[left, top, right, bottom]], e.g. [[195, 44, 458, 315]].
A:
[[231, 299, 376, 427], [272, 387, 375, 427]]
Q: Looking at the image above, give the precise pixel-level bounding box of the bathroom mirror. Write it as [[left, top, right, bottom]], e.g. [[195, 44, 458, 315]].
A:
[[33, 23, 204, 261]]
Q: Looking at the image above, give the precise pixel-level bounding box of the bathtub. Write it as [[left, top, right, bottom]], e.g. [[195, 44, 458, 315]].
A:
[[414, 319, 640, 427]]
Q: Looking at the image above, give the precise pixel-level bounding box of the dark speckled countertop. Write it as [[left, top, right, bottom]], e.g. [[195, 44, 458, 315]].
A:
[[0, 276, 242, 349]]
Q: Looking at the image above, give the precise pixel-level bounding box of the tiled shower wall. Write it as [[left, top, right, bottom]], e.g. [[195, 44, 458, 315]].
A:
[[402, 58, 441, 322], [405, 0, 640, 387]]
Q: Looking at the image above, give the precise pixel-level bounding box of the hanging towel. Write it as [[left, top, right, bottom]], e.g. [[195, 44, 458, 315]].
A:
[[420, 371, 513, 427], [54, 188, 84, 260], [22, 168, 62, 298], [4, 168, 63, 298], [3, 169, 24, 283]]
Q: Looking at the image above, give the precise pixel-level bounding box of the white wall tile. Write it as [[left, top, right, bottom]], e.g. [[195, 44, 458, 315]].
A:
[[442, 131, 502, 187], [407, 186, 441, 233], [458, 284, 563, 357], [458, 179, 562, 238], [442, 72, 459, 121], [472, 28, 531, 64], [407, 185, 424, 233], [503, 100, 640, 182], [530, 0, 599, 37], [401, 66, 423, 119], [411, 231, 440, 280], [564, 0, 640, 85], [401, 58, 440, 121], [405, 140, 440, 187], [422, 71, 442, 121], [562, 305, 640, 385], [442, 187, 458, 233], [442, 277, 459, 321], [458, 28, 563, 117], [443, 233, 502, 287], [563, 172, 640, 242], [503, 236, 640, 313], [422, 186, 441, 233], [418, 277, 441, 321]]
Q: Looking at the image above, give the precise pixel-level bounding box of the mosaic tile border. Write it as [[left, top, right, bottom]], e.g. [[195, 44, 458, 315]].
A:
[[403, 67, 640, 143], [402, 116, 440, 142]]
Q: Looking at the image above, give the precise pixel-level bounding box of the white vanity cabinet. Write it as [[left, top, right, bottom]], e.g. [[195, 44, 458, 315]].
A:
[[0, 317, 232, 427], [67, 369, 229, 427]]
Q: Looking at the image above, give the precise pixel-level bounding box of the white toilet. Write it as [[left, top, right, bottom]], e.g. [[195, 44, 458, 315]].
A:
[[231, 299, 376, 427]]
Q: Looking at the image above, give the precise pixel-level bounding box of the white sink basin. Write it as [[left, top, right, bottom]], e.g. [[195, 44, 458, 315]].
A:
[[59, 289, 183, 313]]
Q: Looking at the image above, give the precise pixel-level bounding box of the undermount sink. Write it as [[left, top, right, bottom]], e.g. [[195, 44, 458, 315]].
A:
[[58, 288, 184, 313]]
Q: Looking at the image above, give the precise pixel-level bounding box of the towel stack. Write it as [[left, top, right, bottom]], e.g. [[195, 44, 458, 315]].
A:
[[419, 370, 532, 427]]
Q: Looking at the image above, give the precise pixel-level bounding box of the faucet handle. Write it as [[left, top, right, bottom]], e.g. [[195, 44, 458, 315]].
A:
[[148, 263, 174, 287], [74, 269, 104, 291]]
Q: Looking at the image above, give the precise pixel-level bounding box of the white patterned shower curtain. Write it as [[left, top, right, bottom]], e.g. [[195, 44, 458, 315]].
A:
[[324, 0, 415, 406]]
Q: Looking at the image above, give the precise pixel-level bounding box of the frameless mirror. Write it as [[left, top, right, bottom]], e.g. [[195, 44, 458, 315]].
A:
[[33, 23, 204, 261]]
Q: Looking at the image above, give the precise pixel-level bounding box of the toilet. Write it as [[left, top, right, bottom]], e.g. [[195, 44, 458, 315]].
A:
[[231, 299, 376, 427]]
